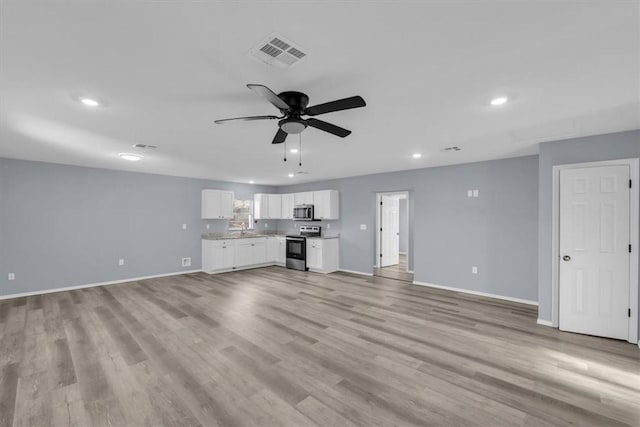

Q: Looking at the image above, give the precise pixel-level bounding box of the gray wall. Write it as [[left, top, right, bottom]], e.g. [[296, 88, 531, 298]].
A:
[[399, 198, 408, 254], [0, 158, 275, 297], [279, 155, 540, 302], [537, 130, 640, 325]]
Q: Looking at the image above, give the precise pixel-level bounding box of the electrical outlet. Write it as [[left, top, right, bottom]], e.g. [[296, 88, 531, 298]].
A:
[[182, 223, 187, 230], [8, 273, 15, 281], [472, 266, 478, 274], [265, 223, 269, 228], [473, 189, 479, 198], [206, 224, 210, 230], [119, 259, 125, 266], [467, 190, 473, 198], [360, 224, 367, 230], [327, 223, 331, 229], [181, 257, 191, 267]]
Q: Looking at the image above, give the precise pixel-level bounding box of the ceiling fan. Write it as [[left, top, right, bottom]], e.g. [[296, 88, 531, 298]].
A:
[[214, 84, 366, 144]]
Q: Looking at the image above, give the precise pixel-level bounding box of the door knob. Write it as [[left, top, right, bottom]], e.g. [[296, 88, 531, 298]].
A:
[[562, 255, 571, 262]]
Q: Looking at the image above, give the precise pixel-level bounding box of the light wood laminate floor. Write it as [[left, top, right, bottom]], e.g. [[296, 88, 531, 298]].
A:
[[374, 254, 413, 282], [1, 267, 639, 427]]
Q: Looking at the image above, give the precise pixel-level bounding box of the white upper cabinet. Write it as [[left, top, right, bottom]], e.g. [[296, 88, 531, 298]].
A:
[[313, 190, 339, 220], [281, 194, 295, 219], [254, 190, 338, 220], [294, 191, 314, 205], [267, 194, 282, 219], [202, 189, 234, 219], [254, 194, 282, 219], [254, 193, 268, 220]]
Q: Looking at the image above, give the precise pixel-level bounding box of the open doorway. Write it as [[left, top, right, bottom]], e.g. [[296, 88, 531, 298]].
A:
[[374, 192, 413, 282]]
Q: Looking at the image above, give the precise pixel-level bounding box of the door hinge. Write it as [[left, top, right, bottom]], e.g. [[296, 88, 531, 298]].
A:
[[380, 227, 383, 231], [630, 244, 632, 253], [630, 179, 632, 189], [380, 253, 383, 258], [380, 201, 383, 206], [629, 308, 632, 318]]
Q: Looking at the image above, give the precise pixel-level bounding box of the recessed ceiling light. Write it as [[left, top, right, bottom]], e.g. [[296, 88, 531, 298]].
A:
[[490, 96, 508, 106], [412, 153, 423, 159], [287, 173, 294, 178], [119, 153, 143, 162], [290, 148, 299, 153], [249, 180, 255, 184], [79, 97, 100, 107]]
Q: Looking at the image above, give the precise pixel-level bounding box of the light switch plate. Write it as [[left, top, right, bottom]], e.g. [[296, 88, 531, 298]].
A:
[[182, 223, 187, 230], [360, 224, 367, 230], [119, 259, 125, 266], [472, 266, 478, 274], [206, 224, 210, 230], [8, 273, 15, 281], [467, 190, 473, 198], [473, 190, 479, 198]]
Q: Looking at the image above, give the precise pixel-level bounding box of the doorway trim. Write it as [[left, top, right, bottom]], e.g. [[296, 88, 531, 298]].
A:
[[551, 158, 639, 344], [375, 191, 410, 271]]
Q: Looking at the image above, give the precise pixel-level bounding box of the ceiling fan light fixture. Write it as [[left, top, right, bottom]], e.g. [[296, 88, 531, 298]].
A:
[[279, 118, 307, 134]]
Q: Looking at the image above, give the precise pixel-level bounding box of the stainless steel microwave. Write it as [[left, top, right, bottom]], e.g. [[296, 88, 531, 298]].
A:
[[293, 204, 314, 221]]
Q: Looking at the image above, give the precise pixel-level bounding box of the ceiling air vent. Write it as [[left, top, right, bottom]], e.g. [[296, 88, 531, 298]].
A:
[[132, 144, 157, 149], [442, 146, 462, 152], [249, 34, 308, 69]]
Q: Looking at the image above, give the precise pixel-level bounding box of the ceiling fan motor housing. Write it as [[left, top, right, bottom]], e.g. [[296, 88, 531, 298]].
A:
[[277, 91, 309, 113]]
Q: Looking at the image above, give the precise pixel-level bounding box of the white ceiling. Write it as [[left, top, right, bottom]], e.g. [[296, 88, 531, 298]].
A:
[[1, 1, 638, 185]]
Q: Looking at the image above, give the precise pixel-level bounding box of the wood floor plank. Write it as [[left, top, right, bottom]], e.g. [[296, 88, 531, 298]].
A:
[[1, 266, 638, 426]]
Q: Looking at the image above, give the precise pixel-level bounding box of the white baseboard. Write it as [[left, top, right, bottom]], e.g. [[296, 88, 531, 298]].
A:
[[412, 280, 538, 306], [536, 318, 554, 327], [399, 252, 407, 255], [0, 269, 203, 301], [338, 269, 373, 277]]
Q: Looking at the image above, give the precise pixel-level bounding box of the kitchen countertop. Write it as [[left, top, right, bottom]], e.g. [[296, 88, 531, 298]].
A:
[[201, 232, 286, 240], [202, 232, 340, 240]]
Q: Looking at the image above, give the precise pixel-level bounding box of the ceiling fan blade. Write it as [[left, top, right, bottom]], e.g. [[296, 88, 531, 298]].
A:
[[214, 115, 279, 124], [272, 128, 288, 144], [247, 84, 290, 111], [305, 96, 366, 116], [306, 118, 352, 138]]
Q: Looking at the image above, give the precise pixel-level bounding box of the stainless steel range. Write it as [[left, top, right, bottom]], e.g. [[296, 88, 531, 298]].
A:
[[285, 226, 321, 271]]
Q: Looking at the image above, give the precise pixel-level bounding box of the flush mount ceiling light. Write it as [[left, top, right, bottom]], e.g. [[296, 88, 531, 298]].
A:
[[249, 180, 255, 184], [290, 148, 299, 153], [287, 173, 294, 178], [118, 153, 143, 162], [412, 153, 423, 159], [490, 96, 508, 106], [79, 97, 101, 107]]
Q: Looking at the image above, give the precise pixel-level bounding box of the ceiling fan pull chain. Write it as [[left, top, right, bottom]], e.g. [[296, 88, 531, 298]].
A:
[[299, 134, 302, 167]]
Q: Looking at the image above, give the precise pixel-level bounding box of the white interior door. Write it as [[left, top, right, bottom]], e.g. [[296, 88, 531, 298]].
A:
[[559, 165, 630, 340], [380, 195, 400, 267]]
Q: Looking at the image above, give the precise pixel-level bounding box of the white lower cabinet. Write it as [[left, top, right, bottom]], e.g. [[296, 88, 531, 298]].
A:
[[202, 240, 236, 272], [203, 237, 284, 273], [306, 238, 339, 273], [267, 236, 286, 264], [235, 238, 267, 267]]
